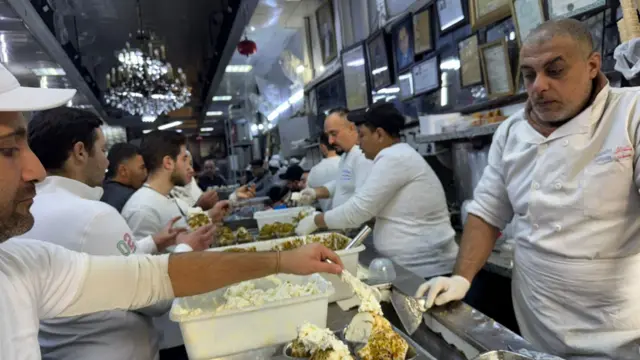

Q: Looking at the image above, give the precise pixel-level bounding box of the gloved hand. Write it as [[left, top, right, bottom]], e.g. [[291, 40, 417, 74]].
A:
[[414, 275, 471, 311], [299, 188, 317, 205], [295, 212, 319, 235]]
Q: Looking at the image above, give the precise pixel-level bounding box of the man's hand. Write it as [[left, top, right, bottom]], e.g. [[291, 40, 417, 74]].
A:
[[295, 212, 319, 235], [236, 185, 256, 200], [196, 190, 219, 210], [414, 275, 471, 311], [208, 200, 230, 223], [177, 224, 216, 251], [280, 243, 343, 275], [152, 216, 187, 252], [299, 188, 317, 205]]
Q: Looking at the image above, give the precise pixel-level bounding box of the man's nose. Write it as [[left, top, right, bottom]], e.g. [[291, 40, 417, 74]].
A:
[[23, 148, 46, 183], [531, 74, 550, 94]]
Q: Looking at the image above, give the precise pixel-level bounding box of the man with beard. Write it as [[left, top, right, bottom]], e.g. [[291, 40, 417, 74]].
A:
[[416, 19, 640, 358], [0, 64, 344, 360], [121, 130, 230, 359], [101, 142, 147, 212], [22, 107, 214, 360]]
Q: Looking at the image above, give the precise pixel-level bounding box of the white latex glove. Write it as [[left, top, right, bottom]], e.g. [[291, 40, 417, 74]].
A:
[[414, 275, 471, 311], [299, 188, 317, 205], [295, 212, 319, 235]]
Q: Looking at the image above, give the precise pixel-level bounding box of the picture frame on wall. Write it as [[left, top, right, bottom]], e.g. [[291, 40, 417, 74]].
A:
[[436, 0, 466, 32], [511, 0, 545, 45], [341, 42, 370, 111], [392, 14, 415, 74], [398, 72, 414, 100], [458, 34, 483, 88], [366, 29, 393, 91], [470, 0, 511, 30], [412, 56, 440, 96], [316, 1, 338, 65], [480, 39, 514, 98], [413, 6, 434, 55], [547, 0, 606, 20]]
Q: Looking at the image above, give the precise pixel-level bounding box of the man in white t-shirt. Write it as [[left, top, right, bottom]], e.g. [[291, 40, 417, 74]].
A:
[[23, 107, 213, 360], [306, 133, 340, 211], [122, 130, 229, 359], [0, 63, 344, 360], [300, 108, 373, 211]]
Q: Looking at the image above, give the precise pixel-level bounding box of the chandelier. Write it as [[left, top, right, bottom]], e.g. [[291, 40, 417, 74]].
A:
[[103, 1, 190, 117]]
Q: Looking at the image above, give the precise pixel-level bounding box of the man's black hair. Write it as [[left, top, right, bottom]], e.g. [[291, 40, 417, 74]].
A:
[[139, 131, 186, 173], [319, 133, 336, 151], [106, 143, 141, 179], [28, 107, 103, 171]]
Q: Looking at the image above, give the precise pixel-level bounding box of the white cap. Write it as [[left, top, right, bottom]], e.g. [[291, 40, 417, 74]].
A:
[[268, 159, 280, 168], [289, 158, 300, 165], [0, 63, 76, 111]]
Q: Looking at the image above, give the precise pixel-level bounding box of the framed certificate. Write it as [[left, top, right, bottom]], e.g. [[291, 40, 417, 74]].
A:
[[436, 0, 466, 32], [316, 1, 338, 65], [458, 34, 483, 88], [398, 72, 414, 100], [548, 0, 606, 19], [413, 6, 434, 54], [412, 56, 440, 96], [480, 40, 514, 97], [470, 0, 511, 30], [366, 29, 393, 91], [392, 15, 415, 74], [341, 42, 370, 110], [511, 0, 545, 45]]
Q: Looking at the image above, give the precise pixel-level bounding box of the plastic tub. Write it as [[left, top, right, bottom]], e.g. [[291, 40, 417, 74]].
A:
[[210, 232, 365, 302], [254, 206, 316, 229], [170, 274, 334, 360]]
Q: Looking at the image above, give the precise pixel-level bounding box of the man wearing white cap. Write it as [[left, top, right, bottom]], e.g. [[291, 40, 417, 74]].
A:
[[0, 63, 344, 359]]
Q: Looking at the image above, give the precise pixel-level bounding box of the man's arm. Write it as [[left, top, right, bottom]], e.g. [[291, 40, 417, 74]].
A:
[[453, 214, 500, 281], [353, 155, 373, 191]]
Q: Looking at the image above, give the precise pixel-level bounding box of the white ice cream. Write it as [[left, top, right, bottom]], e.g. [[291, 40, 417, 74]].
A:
[[216, 277, 320, 312], [187, 206, 207, 217], [341, 270, 382, 315], [297, 322, 353, 359]]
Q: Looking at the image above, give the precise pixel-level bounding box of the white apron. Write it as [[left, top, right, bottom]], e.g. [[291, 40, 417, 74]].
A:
[[513, 246, 640, 359]]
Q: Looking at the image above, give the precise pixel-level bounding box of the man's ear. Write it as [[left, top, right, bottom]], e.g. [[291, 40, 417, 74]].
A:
[[375, 128, 386, 141], [118, 163, 128, 178], [588, 51, 601, 80], [162, 155, 174, 171], [71, 141, 87, 162]]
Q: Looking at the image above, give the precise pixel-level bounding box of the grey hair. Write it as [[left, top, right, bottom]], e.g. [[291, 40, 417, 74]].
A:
[[524, 19, 595, 55]]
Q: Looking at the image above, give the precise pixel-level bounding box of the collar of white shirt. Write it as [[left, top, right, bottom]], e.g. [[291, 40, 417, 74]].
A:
[[37, 175, 104, 201]]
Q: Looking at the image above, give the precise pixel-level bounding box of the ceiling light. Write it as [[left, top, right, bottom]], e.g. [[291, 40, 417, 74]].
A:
[[143, 129, 152, 134], [158, 121, 183, 130], [175, 129, 182, 133], [372, 66, 388, 75], [250, 26, 256, 31], [212, 95, 232, 101], [258, 124, 264, 130], [398, 73, 412, 80], [296, 65, 305, 74], [346, 59, 365, 67], [440, 58, 460, 71], [225, 65, 252, 73], [200, 127, 214, 132], [206, 111, 223, 116], [376, 87, 400, 94], [250, 124, 258, 132], [318, 65, 325, 72], [142, 115, 157, 122], [32, 68, 66, 76], [267, 123, 273, 129]]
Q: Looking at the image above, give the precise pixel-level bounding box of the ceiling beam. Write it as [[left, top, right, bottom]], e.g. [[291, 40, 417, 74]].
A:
[[6, 0, 108, 120], [199, 0, 259, 126]]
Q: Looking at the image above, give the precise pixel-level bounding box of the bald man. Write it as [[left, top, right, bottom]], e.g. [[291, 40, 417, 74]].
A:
[[300, 108, 372, 210], [416, 19, 640, 358]]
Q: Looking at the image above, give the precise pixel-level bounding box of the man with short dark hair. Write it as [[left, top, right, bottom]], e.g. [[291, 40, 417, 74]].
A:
[[248, 158, 275, 197], [101, 142, 147, 212], [197, 159, 226, 190], [306, 133, 340, 211], [296, 102, 458, 278]]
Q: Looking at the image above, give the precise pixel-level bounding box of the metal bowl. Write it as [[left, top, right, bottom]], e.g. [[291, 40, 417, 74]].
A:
[[282, 343, 311, 359], [341, 328, 416, 360], [472, 350, 534, 360]]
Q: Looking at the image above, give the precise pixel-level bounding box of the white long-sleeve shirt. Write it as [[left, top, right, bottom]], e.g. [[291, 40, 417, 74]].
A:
[[324, 143, 458, 277], [324, 145, 372, 209], [19, 176, 167, 360], [307, 156, 340, 211], [0, 238, 173, 360]]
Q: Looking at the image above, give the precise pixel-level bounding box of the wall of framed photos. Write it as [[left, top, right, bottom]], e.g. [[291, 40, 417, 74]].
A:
[[305, 0, 622, 120]]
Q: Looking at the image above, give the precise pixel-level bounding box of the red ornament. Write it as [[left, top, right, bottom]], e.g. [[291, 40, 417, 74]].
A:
[[237, 37, 257, 57]]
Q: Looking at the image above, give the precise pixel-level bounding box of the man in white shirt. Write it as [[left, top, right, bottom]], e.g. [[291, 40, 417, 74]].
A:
[[23, 107, 213, 360], [171, 151, 218, 208], [296, 103, 458, 277], [307, 133, 340, 211], [122, 130, 229, 359], [416, 20, 640, 358], [300, 108, 373, 210]]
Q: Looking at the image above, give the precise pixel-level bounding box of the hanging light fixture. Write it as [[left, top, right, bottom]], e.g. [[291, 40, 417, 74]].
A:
[[104, 0, 191, 117]]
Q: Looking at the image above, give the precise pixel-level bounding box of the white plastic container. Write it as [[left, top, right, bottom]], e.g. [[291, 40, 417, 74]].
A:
[[170, 274, 333, 360], [253, 206, 315, 229], [210, 232, 365, 302]]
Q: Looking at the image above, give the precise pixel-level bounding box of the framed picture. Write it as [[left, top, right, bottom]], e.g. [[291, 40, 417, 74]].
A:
[[316, 1, 338, 65], [510, 0, 545, 45], [480, 39, 514, 97], [547, 0, 606, 20], [458, 34, 483, 87], [366, 29, 393, 91], [413, 7, 434, 54], [391, 14, 415, 74], [470, 0, 511, 30], [436, 0, 466, 32], [398, 72, 414, 100], [412, 56, 440, 95], [341, 42, 370, 110]]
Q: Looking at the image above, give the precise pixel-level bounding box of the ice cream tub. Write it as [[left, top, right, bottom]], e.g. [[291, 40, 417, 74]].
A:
[[170, 274, 334, 360]]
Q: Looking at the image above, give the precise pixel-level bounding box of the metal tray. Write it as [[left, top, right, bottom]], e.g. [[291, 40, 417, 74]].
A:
[[472, 350, 533, 360]]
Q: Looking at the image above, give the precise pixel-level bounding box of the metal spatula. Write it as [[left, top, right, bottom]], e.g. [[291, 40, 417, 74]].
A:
[[390, 290, 423, 335]]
